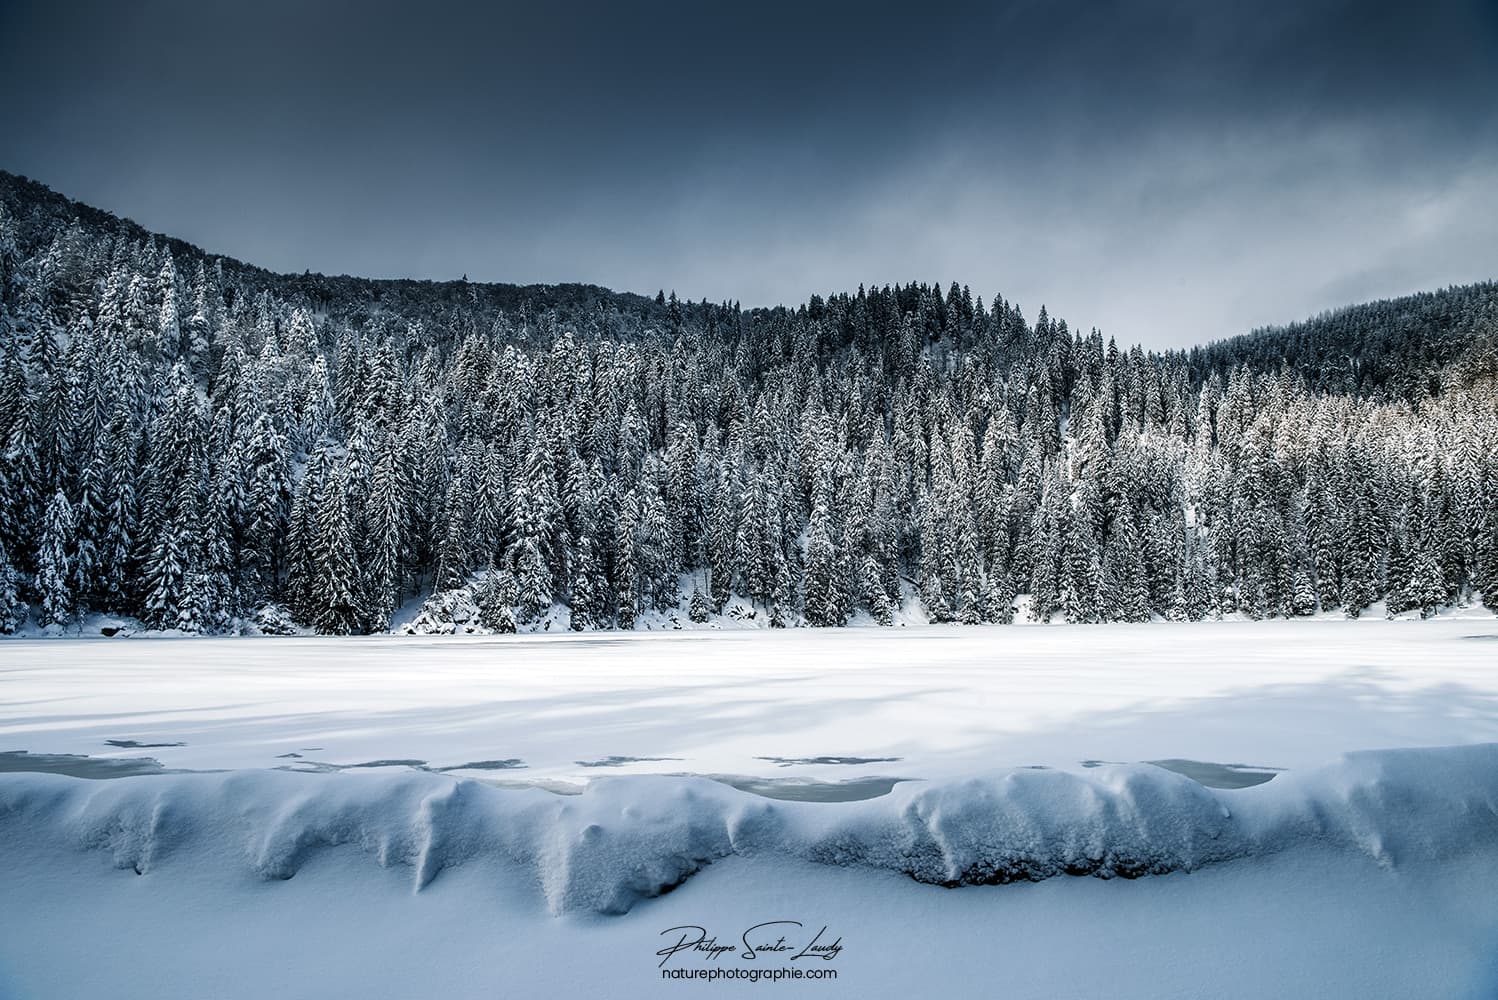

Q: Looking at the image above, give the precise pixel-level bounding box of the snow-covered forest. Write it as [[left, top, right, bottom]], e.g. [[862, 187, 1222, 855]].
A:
[[1, 170, 1495, 636]]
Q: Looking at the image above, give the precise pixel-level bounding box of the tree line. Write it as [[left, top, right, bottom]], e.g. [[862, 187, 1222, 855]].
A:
[[1, 172, 1496, 635]]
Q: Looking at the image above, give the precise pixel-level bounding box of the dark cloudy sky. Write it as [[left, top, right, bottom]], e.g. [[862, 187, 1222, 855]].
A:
[[2, 1, 1495, 347]]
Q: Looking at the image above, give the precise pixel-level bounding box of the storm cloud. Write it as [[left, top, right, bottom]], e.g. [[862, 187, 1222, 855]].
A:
[[2, 0, 1494, 347]]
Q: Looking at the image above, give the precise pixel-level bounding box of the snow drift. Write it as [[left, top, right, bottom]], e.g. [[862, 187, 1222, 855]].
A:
[[2, 744, 1495, 916]]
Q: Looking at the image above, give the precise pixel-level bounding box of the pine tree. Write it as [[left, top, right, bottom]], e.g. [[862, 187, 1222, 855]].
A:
[[137, 363, 207, 628], [707, 464, 738, 610], [35, 490, 75, 627], [155, 253, 180, 360], [1183, 551, 1212, 621], [1405, 551, 1446, 619], [311, 465, 364, 634], [1339, 475, 1380, 619], [1029, 510, 1061, 623], [803, 498, 843, 627], [1061, 511, 1102, 624], [284, 448, 328, 620], [1290, 564, 1318, 617], [363, 437, 406, 630], [506, 439, 559, 618], [614, 487, 639, 630], [95, 400, 136, 612], [140, 496, 196, 631], [571, 537, 602, 630], [0, 538, 25, 633], [687, 586, 712, 624], [0, 326, 42, 566], [435, 472, 471, 594], [860, 552, 894, 625], [1102, 496, 1150, 622], [242, 413, 289, 605], [477, 567, 518, 633]]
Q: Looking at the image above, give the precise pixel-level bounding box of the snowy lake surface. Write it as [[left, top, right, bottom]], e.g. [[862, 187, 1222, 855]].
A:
[[3, 618, 1498, 999], [2, 618, 1495, 792]]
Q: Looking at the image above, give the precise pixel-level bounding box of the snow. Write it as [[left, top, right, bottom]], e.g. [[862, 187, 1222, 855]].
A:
[[1, 746, 1497, 997], [2, 841, 1494, 999], [4, 620, 1498, 997], [2, 619, 1496, 785], [3, 744, 1492, 912]]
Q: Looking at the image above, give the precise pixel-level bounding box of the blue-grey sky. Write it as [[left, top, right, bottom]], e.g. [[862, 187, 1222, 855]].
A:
[[2, 0, 1495, 347]]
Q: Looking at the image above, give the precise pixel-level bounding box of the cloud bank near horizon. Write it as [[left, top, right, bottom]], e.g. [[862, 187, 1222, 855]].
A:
[[2, 0, 1494, 347]]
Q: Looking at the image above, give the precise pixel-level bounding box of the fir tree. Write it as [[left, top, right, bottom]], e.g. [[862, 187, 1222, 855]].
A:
[[311, 465, 364, 634], [477, 567, 518, 633], [0, 538, 25, 633], [803, 496, 844, 627], [35, 489, 74, 627]]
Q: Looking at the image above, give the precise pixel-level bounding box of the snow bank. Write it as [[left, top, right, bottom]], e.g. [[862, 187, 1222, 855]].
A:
[[2, 744, 1494, 916]]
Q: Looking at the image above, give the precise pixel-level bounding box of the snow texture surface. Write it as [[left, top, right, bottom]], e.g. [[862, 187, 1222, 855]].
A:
[[3, 619, 1496, 786], [4, 623, 1498, 997], [1, 744, 1494, 916]]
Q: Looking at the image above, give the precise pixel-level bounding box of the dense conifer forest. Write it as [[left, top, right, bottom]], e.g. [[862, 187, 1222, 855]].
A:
[[0, 170, 1495, 635]]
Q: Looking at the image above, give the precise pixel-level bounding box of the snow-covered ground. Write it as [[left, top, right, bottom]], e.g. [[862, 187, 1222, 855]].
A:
[[3, 618, 1497, 998], [2, 746, 1497, 999], [5, 831, 1494, 1000], [3, 618, 1496, 786]]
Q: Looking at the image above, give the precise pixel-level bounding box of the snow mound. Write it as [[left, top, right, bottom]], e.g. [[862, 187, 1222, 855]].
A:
[[2, 745, 1494, 915]]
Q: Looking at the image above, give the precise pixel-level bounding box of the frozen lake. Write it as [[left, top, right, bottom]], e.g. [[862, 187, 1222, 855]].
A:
[[4, 618, 1498, 999], [3, 618, 1495, 791]]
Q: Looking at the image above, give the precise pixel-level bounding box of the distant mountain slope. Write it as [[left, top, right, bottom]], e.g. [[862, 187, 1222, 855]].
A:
[[4, 169, 1495, 392], [1190, 282, 1498, 397], [0, 169, 1494, 637], [0, 170, 673, 340]]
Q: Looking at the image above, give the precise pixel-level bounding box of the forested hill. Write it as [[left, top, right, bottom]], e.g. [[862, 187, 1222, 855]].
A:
[[1192, 284, 1498, 399], [0, 170, 1495, 637], [0, 170, 672, 341]]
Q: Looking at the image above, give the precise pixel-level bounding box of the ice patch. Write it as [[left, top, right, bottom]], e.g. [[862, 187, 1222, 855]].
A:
[[575, 756, 684, 768], [700, 774, 911, 802], [0, 751, 209, 779], [435, 760, 528, 772], [1082, 759, 1281, 789], [273, 758, 529, 774], [756, 755, 903, 767]]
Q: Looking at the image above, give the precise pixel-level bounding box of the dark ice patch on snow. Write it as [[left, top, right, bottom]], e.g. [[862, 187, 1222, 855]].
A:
[[275, 753, 302, 759], [756, 755, 903, 767], [1081, 758, 1279, 789], [346, 759, 429, 769], [275, 758, 526, 774], [702, 774, 912, 802], [435, 759, 527, 771], [0, 751, 218, 779], [277, 759, 429, 773], [1148, 759, 1280, 789], [576, 755, 683, 768], [104, 739, 187, 749], [1461, 634, 1498, 641]]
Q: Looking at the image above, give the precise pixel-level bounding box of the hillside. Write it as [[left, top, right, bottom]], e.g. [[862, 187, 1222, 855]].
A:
[[0, 171, 1495, 635]]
